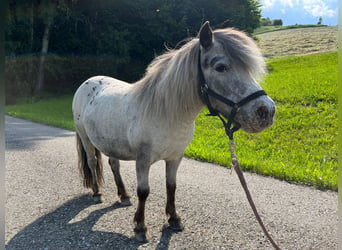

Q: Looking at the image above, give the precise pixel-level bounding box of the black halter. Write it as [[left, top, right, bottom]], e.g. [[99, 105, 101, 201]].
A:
[[197, 48, 267, 139]]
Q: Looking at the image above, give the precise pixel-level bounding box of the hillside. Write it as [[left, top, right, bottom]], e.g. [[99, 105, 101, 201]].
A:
[[256, 26, 338, 58]]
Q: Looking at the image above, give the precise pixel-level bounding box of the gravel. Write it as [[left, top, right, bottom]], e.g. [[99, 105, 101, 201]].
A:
[[5, 116, 338, 249]]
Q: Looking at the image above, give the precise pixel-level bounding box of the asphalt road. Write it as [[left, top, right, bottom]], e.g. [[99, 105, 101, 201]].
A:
[[5, 116, 338, 249]]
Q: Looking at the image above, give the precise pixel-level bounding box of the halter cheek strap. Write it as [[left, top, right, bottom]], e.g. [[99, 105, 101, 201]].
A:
[[197, 48, 267, 139]]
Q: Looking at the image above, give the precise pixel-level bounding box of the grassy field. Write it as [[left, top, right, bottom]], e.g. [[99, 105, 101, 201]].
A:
[[253, 24, 328, 35], [6, 96, 75, 130], [6, 52, 338, 190], [256, 26, 338, 58]]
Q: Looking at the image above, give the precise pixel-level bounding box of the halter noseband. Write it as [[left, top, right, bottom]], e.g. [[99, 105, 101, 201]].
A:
[[197, 47, 267, 139]]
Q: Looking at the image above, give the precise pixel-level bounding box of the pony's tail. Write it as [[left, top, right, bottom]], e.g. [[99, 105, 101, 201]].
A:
[[76, 132, 104, 189]]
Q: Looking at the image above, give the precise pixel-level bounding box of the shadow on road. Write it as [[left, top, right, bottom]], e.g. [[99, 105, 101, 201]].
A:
[[6, 195, 143, 249], [156, 226, 180, 250]]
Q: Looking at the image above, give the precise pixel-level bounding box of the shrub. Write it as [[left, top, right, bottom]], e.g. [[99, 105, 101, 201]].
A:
[[5, 55, 146, 103], [273, 19, 283, 26]]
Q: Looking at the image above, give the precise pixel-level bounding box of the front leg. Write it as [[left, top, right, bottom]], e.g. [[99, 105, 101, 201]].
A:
[[165, 157, 184, 231], [134, 148, 151, 243]]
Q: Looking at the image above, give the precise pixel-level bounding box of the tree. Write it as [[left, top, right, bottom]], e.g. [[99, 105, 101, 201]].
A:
[[6, 0, 39, 98], [5, 0, 264, 98], [35, 0, 70, 94], [317, 17, 322, 25], [273, 19, 283, 26], [261, 17, 272, 26], [35, 5, 53, 94]]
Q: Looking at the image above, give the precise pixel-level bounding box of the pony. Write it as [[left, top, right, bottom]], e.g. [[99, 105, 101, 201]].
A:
[[72, 22, 275, 242]]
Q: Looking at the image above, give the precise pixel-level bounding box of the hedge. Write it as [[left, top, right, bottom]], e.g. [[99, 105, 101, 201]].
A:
[[5, 54, 146, 104]]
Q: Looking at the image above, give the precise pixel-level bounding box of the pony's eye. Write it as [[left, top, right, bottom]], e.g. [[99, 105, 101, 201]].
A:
[[215, 64, 228, 73]]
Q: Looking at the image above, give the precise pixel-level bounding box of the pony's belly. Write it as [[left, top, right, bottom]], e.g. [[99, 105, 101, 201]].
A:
[[90, 136, 136, 161], [82, 112, 137, 160], [152, 147, 186, 162], [101, 147, 136, 161]]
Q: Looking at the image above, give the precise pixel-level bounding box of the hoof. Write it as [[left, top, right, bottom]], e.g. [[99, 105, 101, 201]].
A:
[[120, 198, 132, 207], [93, 194, 103, 204], [168, 220, 184, 232], [135, 231, 149, 243]]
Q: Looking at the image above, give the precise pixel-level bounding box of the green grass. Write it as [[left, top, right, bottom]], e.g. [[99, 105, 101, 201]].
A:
[[6, 96, 75, 130], [186, 52, 337, 190], [6, 52, 338, 190]]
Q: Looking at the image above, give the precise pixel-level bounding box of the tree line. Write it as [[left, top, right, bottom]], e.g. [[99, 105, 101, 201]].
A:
[[5, 0, 263, 103], [261, 17, 283, 26]]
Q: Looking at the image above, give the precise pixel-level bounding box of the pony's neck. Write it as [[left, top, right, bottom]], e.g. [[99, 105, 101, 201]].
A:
[[168, 77, 204, 125]]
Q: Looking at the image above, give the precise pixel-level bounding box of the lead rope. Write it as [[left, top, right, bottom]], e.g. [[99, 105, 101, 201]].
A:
[[228, 137, 281, 250]]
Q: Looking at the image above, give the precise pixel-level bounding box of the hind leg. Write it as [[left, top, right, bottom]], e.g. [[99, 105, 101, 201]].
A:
[[87, 152, 103, 203], [108, 157, 131, 205], [77, 131, 104, 203]]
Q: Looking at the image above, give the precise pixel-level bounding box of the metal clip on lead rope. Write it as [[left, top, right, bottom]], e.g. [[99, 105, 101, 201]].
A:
[[228, 139, 237, 174]]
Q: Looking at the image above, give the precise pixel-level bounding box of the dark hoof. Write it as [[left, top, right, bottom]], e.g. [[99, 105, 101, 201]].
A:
[[93, 194, 103, 204], [135, 231, 149, 243], [120, 198, 132, 207], [168, 220, 184, 232]]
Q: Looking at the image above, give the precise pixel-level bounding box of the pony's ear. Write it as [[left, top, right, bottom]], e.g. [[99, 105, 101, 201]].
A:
[[199, 21, 213, 50]]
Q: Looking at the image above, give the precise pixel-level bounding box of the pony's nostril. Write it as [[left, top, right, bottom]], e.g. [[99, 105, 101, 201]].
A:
[[256, 106, 268, 120]]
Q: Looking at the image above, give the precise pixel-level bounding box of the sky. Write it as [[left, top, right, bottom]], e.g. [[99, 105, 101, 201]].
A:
[[260, 0, 338, 26]]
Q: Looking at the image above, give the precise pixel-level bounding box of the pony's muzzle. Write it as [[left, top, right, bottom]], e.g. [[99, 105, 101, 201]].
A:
[[237, 96, 275, 133], [254, 99, 276, 129]]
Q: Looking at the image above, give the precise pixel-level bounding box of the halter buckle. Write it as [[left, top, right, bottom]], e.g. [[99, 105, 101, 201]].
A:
[[200, 83, 209, 95]]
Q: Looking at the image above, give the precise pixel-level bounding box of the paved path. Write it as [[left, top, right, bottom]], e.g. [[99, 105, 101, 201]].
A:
[[5, 116, 337, 249]]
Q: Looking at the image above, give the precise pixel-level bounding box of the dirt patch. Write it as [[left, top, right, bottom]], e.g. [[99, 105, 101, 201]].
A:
[[256, 26, 338, 58]]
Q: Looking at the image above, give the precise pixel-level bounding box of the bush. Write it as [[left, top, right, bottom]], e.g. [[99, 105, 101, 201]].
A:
[[261, 17, 272, 26], [5, 55, 39, 104], [5, 54, 147, 103], [273, 19, 283, 26]]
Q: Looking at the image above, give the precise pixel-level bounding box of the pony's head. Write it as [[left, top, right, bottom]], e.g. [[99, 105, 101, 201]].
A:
[[198, 22, 275, 133]]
